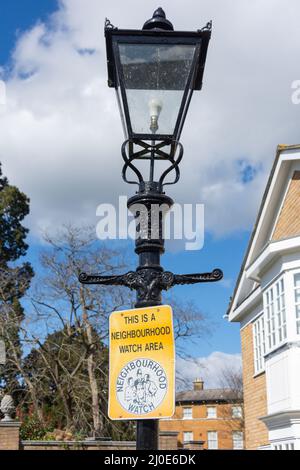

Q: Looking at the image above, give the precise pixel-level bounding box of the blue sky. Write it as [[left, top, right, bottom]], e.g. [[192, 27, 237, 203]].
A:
[[24, 230, 247, 358], [0, 0, 247, 359], [2, 0, 299, 384], [0, 0, 58, 64]]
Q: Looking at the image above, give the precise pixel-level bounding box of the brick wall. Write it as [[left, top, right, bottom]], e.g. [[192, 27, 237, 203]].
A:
[[0, 431, 177, 451], [159, 432, 178, 450], [241, 323, 269, 449], [21, 441, 136, 451], [22, 435, 177, 451], [159, 403, 243, 450], [183, 441, 204, 450], [272, 171, 300, 241]]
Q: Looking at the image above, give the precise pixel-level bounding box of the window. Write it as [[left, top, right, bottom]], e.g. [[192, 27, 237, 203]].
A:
[[253, 315, 265, 374], [232, 406, 242, 419], [285, 443, 295, 450], [207, 431, 218, 449], [273, 442, 294, 450], [232, 431, 244, 450], [294, 273, 300, 335], [264, 277, 286, 350], [183, 431, 193, 443], [207, 406, 217, 418], [183, 407, 193, 419]]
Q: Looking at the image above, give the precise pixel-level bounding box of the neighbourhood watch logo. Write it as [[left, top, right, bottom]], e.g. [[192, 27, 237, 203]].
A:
[[116, 358, 167, 415]]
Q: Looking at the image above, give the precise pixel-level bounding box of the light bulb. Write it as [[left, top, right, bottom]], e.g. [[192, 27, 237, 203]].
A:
[[149, 98, 163, 118], [149, 98, 163, 133]]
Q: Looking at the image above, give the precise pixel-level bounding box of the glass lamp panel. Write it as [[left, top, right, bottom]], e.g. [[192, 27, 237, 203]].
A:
[[118, 43, 196, 136], [115, 87, 128, 139]]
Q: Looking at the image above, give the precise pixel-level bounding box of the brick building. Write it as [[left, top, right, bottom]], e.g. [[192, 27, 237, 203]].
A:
[[159, 378, 244, 450], [228, 145, 300, 450]]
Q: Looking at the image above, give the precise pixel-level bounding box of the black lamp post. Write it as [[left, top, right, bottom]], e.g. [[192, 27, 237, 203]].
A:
[[79, 8, 223, 451]]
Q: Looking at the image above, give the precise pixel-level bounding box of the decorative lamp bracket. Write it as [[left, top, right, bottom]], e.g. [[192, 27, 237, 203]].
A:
[[79, 269, 223, 306]]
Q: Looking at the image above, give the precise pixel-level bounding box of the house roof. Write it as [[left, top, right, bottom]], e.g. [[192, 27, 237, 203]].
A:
[[176, 388, 242, 403], [227, 144, 300, 321]]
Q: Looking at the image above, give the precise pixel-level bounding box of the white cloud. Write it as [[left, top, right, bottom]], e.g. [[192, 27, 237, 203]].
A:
[[176, 351, 242, 389], [1, 0, 300, 240]]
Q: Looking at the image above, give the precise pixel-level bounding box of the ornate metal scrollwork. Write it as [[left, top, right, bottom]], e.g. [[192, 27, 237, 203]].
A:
[[79, 268, 223, 304], [121, 139, 184, 187], [80, 270, 164, 304], [105, 18, 117, 31], [172, 269, 223, 285], [199, 21, 212, 32]]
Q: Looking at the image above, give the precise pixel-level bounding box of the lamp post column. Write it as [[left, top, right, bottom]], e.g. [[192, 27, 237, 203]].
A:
[[79, 8, 223, 453], [128, 181, 173, 450]]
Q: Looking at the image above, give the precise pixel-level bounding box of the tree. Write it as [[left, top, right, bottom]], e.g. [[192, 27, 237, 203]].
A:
[[25, 224, 208, 438], [0, 163, 34, 395], [23, 328, 106, 435], [217, 364, 244, 432], [28, 225, 133, 438]]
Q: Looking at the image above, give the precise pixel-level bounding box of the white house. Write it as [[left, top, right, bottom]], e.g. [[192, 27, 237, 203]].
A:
[[228, 144, 300, 450]]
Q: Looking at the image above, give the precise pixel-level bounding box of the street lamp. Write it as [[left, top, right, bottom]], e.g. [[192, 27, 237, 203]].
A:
[[79, 8, 223, 451], [105, 7, 211, 143]]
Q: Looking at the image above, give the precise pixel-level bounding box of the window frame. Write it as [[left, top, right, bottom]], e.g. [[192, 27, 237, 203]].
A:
[[264, 275, 287, 353], [207, 431, 218, 450], [232, 431, 244, 450], [183, 431, 194, 443], [206, 406, 217, 419], [293, 272, 300, 335], [182, 406, 193, 420], [232, 405, 243, 419], [253, 313, 266, 375]]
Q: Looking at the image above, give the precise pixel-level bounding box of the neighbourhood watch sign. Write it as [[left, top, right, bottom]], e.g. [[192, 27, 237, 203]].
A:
[[108, 305, 175, 420]]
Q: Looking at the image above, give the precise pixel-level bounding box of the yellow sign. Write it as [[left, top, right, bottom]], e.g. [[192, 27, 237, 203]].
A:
[[108, 305, 175, 420]]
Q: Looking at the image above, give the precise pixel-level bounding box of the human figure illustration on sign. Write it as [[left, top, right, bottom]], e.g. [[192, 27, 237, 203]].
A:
[[135, 369, 146, 405], [144, 373, 158, 399], [125, 377, 136, 402], [124, 368, 158, 407], [134, 369, 143, 387]]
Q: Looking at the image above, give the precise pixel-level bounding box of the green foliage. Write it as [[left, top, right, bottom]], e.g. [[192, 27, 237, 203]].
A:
[[23, 327, 105, 431], [0, 163, 34, 394], [0, 163, 30, 264], [20, 415, 55, 441], [22, 326, 135, 440]]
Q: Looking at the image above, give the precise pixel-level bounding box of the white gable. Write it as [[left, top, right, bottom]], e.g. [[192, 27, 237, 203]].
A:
[[228, 145, 300, 322]]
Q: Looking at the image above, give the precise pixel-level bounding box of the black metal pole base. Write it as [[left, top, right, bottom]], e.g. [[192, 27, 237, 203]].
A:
[[136, 420, 159, 450]]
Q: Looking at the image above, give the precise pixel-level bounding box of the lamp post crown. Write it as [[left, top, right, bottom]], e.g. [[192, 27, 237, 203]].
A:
[[143, 7, 174, 31]]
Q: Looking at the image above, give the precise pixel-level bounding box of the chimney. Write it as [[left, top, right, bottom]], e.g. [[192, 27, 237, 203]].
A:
[[193, 378, 204, 391]]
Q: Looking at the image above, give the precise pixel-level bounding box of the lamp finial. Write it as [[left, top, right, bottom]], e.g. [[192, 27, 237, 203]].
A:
[[143, 8, 174, 31]]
